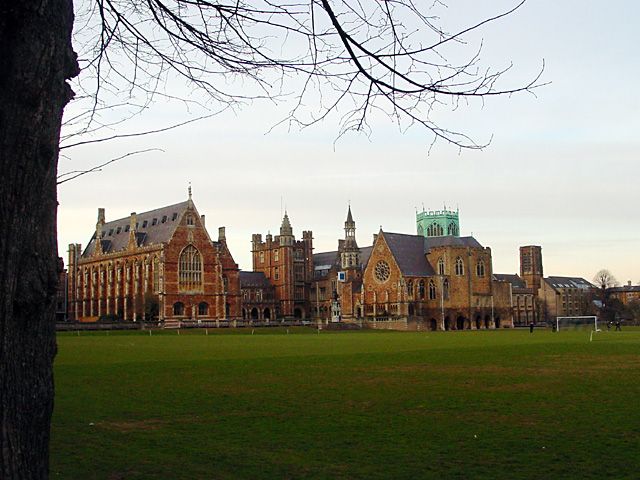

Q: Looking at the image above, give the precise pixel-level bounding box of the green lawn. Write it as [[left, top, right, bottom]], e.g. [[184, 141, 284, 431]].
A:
[[51, 328, 640, 479]]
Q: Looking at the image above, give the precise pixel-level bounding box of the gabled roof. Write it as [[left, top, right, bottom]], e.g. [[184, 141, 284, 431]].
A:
[[607, 285, 640, 293], [493, 273, 527, 289], [382, 232, 435, 276], [313, 250, 339, 270], [382, 232, 484, 277], [544, 276, 593, 289], [239, 271, 272, 288], [82, 201, 190, 257]]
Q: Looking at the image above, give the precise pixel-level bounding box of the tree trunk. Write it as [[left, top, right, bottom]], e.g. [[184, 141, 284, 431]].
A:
[[0, 1, 77, 478]]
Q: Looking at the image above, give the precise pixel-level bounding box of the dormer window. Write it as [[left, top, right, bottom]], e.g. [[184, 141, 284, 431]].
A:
[[152, 218, 157, 226], [125, 225, 130, 232], [161, 215, 167, 223], [116, 226, 122, 234], [142, 220, 148, 228], [108, 229, 113, 236], [172, 213, 178, 221]]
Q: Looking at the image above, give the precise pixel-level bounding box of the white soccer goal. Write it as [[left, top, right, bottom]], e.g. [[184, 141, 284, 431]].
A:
[[556, 316, 599, 332]]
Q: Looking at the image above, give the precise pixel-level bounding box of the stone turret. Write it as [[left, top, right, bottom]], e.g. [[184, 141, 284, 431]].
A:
[[279, 211, 294, 246], [340, 205, 360, 269], [94, 208, 105, 256], [416, 207, 460, 238]]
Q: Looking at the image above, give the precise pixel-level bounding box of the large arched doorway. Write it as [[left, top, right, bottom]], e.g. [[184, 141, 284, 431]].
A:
[[173, 302, 184, 316], [444, 316, 451, 331], [251, 307, 259, 320], [456, 316, 466, 330], [429, 318, 438, 331], [263, 308, 271, 320]]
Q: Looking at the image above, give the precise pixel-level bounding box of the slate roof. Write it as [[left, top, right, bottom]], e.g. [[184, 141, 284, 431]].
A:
[[82, 201, 190, 258], [493, 273, 527, 289], [607, 285, 640, 293], [544, 276, 593, 290], [382, 232, 484, 277], [312, 245, 374, 271], [239, 271, 271, 288]]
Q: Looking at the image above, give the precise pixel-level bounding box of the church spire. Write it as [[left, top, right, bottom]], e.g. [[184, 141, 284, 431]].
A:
[[279, 211, 294, 245]]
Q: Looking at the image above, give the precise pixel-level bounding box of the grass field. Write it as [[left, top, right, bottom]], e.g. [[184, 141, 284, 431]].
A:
[[51, 328, 640, 479]]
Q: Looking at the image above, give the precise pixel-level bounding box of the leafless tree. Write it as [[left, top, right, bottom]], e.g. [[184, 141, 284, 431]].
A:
[[593, 269, 618, 291], [0, 1, 541, 477]]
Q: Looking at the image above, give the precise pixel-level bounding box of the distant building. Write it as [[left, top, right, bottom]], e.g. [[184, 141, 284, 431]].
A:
[[416, 208, 460, 238], [251, 213, 314, 319], [540, 276, 594, 319], [67, 191, 241, 323], [239, 271, 277, 321], [606, 282, 640, 306]]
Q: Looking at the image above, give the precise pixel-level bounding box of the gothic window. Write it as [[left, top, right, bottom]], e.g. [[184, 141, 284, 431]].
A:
[[198, 302, 209, 316], [186, 214, 194, 226], [173, 302, 185, 316], [162, 215, 167, 223], [407, 280, 414, 298], [429, 280, 437, 300], [256, 289, 263, 301], [178, 245, 202, 291], [447, 222, 458, 236], [274, 249, 279, 262], [374, 260, 391, 283], [427, 222, 443, 236], [443, 279, 450, 300], [438, 257, 445, 275], [476, 259, 485, 277], [418, 280, 425, 299], [153, 257, 160, 293], [259, 251, 265, 264], [172, 213, 178, 221], [455, 257, 464, 276], [274, 267, 279, 280], [152, 218, 157, 226], [142, 220, 148, 228]]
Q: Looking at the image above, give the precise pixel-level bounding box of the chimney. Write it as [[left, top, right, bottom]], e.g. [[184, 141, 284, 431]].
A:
[[201, 215, 206, 227], [628, 281, 632, 286], [218, 226, 226, 242], [128, 212, 137, 250], [97, 208, 105, 225]]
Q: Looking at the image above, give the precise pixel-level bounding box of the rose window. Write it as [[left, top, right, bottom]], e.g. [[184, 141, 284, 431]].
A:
[[374, 260, 390, 283]]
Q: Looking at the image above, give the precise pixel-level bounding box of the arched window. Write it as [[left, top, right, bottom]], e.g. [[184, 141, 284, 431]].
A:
[[198, 302, 208, 316], [438, 257, 445, 275], [443, 279, 450, 300], [173, 302, 185, 316], [417, 225, 424, 236], [476, 259, 485, 277], [427, 222, 443, 236], [407, 280, 414, 298], [418, 280, 425, 299], [455, 257, 464, 276], [153, 257, 160, 292], [186, 214, 194, 226], [428, 280, 436, 300], [179, 245, 202, 291], [447, 222, 458, 236]]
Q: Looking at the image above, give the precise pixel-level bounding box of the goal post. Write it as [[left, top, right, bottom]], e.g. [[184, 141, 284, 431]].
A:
[[556, 316, 599, 332]]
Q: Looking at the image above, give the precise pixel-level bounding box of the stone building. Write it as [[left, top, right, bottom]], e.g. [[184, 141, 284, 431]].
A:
[[361, 231, 512, 330], [67, 192, 241, 323], [311, 207, 372, 322], [239, 271, 277, 321], [495, 245, 594, 324], [251, 213, 314, 318]]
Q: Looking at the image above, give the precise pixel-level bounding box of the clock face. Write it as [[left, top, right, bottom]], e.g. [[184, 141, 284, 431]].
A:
[[374, 260, 390, 283]]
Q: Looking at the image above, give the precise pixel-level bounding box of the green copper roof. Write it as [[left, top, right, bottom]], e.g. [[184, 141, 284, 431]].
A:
[[416, 208, 460, 238]]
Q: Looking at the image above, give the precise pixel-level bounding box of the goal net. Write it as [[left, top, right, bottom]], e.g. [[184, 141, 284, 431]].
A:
[[556, 316, 599, 331]]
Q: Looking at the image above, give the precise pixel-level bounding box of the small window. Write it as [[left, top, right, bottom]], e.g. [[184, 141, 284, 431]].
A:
[[455, 257, 464, 276], [101, 231, 106, 238], [259, 252, 265, 264], [125, 225, 130, 232], [116, 226, 122, 234], [161, 215, 167, 223], [172, 213, 178, 221], [274, 267, 279, 281], [419, 280, 425, 299], [186, 215, 194, 226], [152, 218, 157, 226], [135, 222, 139, 229], [173, 302, 185, 316], [142, 220, 148, 228], [108, 229, 113, 236], [274, 249, 279, 262], [198, 302, 208, 316], [438, 257, 445, 275], [429, 280, 437, 300]]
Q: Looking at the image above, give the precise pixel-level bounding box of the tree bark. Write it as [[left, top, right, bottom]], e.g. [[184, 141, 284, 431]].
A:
[[0, 1, 77, 478]]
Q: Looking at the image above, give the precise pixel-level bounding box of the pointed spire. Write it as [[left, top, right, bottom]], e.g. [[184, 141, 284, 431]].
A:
[[188, 182, 192, 200], [346, 205, 354, 224], [280, 210, 293, 237]]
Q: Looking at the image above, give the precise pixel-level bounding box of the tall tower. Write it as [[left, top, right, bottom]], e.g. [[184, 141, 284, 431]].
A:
[[520, 245, 543, 291], [340, 205, 360, 270], [416, 207, 460, 238]]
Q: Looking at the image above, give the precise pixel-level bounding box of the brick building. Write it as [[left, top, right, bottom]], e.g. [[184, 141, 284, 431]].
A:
[[607, 283, 640, 306], [239, 271, 277, 321], [251, 213, 314, 318], [67, 192, 241, 323]]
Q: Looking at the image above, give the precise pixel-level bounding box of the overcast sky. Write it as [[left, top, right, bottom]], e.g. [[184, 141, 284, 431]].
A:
[[58, 0, 640, 285]]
